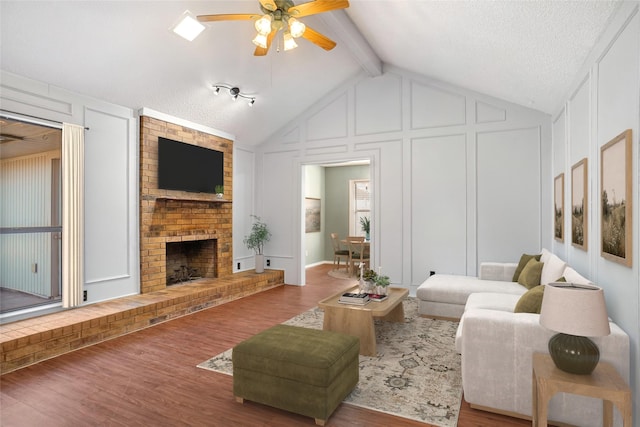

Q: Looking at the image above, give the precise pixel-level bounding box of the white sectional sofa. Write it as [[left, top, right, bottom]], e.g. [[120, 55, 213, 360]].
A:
[[416, 249, 631, 426]]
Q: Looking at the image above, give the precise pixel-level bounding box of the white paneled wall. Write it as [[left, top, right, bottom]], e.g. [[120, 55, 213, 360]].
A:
[[254, 66, 551, 290], [1, 151, 59, 296]]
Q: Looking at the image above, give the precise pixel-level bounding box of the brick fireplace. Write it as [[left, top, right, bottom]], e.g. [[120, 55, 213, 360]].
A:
[[139, 115, 233, 294]]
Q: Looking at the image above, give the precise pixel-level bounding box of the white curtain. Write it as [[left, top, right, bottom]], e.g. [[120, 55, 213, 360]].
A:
[[62, 123, 84, 308]]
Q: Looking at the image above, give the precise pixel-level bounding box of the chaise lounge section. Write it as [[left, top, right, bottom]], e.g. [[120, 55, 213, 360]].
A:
[[416, 249, 631, 426]]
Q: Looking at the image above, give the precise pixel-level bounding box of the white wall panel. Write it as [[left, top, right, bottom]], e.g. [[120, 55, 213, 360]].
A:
[[84, 108, 130, 284], [410, 81, 466, 129], [568, 78, 591, 164], [306, 93, 348, 141], [411, 134, 467, 281], [477, 127, 541, 263], [355, 73, 402, 135], [552, 110, 567, 259]]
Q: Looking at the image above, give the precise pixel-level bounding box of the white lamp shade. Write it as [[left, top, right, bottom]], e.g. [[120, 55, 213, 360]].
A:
[[252, 33, 268, 49], [283, 31, 298, 51], [254, 15, 272, 35], [288, 17, 306, 38], [539, 283, 611, 337]]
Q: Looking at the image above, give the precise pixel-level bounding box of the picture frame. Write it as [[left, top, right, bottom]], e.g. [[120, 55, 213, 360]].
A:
[[600, 129, 632, 266], [571, 159, 587, 250], [554, 173, 564, 242], [305, 197, 321, 233]]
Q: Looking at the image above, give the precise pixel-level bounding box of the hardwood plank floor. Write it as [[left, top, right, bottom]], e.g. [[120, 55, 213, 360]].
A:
[[0, 264, 531, 427]]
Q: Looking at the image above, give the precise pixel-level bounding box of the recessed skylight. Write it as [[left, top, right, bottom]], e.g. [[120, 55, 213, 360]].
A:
[[171, 10, 205, 42]]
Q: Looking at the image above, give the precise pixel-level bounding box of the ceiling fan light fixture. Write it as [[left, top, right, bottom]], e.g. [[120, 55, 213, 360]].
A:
[[254, 14, 272, 35], [252, 33, 268, 49], [283, 31, 297, 51], [288, 17, 306, 38], [171, 10, 206, 41]]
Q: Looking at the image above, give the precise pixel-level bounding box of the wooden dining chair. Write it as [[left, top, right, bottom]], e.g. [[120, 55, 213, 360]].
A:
[[330, 233, 350, 272], [346, 236, 369, 277]]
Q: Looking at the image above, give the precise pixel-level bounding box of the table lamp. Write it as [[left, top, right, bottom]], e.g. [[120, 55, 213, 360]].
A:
[[539, 282, 610, 375]]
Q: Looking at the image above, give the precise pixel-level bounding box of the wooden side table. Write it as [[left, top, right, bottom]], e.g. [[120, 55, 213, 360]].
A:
[[532, 352, 632, 427]]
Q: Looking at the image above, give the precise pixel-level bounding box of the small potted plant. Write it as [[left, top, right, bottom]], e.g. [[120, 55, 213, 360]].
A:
[[215, 185, 224, 199], [243, 215, 271, 273], [360, 217, 370, 241]]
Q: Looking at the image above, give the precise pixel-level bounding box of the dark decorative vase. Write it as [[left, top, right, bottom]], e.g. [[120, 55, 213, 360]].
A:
[[548, 333, 599, 375]]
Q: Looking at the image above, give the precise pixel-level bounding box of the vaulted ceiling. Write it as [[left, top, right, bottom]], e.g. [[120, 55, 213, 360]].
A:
[[0, 1, 622, 146]]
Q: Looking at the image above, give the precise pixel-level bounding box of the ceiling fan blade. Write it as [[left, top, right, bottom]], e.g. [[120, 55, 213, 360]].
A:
[[197, 14, 258, 22], [301, 26, 337, 51], [258, 0, 277, 12], [288, 0, 349, 18], [254, 30, 278, 56]]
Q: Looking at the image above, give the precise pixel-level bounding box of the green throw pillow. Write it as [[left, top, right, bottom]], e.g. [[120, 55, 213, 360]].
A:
[[512, 253, 542, 281], [514, 285, 545, 313], [517, 258, 543, 289], [555, 276, 566, 282]]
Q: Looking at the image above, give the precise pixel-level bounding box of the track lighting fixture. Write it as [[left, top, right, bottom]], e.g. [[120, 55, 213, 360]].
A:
[[212, 84, 256, 106]]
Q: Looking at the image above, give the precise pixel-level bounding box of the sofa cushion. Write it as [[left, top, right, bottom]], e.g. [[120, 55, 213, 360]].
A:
[[540, 253, 567, 285], [512, 253, 542, 281], [416, 274, 526, 306], [514, 285, 545, 313], [562, 267, 590, 285], [517, 258, 543, 289]]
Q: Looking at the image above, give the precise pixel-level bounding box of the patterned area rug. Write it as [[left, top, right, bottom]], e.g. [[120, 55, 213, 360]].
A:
[[197, 298, 462, 426]]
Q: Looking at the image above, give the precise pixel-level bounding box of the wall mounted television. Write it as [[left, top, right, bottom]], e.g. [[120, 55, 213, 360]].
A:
[[157, 137, 223, 194]]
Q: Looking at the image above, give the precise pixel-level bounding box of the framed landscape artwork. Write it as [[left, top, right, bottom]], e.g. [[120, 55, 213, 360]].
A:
[[600, 129, 632, 266], [305, 197, 321, 233], [571, 159, 587, 250], [554, 173, 564, 242]]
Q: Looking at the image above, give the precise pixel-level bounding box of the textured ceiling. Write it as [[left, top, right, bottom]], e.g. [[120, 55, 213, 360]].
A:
[[0, 1, 622, 146]]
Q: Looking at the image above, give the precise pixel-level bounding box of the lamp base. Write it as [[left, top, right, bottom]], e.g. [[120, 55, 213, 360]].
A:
[[548, 333, 599, 375]]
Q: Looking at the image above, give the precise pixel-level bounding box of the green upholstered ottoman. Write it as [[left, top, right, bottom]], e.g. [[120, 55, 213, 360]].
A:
[[232, 324, 359, 426]]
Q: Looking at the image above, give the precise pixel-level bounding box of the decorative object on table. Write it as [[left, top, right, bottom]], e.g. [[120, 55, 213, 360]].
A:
[[215, 184, 224, 199], [359, 267, 390, 295], [243, 215, 271, 273], [554, 173, 564, 242], [539, 282, 610, 374], [600, 129, 632, 267], [571, 158, 587, 250], [304, 197, 321, 233], [360, 216, 370, 241], [198, 298, 463, 427]]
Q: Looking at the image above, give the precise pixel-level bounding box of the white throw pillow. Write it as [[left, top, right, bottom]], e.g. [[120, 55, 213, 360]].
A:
[[540, 248, 552, 264], [562, 266, 591, 285], [540, 253, 566, 285]]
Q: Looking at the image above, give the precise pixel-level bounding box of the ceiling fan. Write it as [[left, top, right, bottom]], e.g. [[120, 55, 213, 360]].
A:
[[197, 0, 349, 56]]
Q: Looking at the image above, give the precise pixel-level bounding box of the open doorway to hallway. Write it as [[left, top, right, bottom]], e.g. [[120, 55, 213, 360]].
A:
[[302, 159, 370, 284]]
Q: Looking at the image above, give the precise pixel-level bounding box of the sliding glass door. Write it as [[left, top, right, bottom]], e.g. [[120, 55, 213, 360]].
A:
[[0, 118, 62, 313]]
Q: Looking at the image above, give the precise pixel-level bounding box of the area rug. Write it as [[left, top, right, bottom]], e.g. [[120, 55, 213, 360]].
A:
[[197, 298, 462, 427]]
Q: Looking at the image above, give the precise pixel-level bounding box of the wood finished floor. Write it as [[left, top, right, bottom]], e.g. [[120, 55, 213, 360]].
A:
[[0, 264, 531, 427]]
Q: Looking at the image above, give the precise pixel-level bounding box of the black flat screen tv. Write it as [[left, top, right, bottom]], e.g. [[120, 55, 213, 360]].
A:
[[157, 137, 223, 194]]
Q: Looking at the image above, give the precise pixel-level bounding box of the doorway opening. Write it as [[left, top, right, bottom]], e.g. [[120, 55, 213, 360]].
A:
[[301, 159, 371, 286], [0, 117, 63, 314]]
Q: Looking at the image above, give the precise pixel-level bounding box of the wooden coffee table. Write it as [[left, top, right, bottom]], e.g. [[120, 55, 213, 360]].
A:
[[318, 286, 409, 356]]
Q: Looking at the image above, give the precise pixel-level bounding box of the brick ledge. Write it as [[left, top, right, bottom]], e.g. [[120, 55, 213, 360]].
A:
[[0, 270, 284, 374]]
